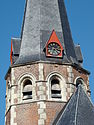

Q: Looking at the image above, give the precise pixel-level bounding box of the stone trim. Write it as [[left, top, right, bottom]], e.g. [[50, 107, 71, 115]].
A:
[[39, 63, 44, 80], [67, 66, 74, 83], [8, 100, 67, 107], [11, 106, 17, 125], [5, 114, 6, 125], [9, 68, 17, 125], [37, 82, 46, 100], [6, 80, 11, 111], [11, 68, 17, 105], [37, 63, 46, 100], [67, 66, 75, 99], [37, 102, 46, 125]]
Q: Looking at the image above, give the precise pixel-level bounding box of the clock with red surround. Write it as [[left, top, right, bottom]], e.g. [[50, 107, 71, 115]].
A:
[[47, 42, 61, 56], [46, 30, 63, 58]]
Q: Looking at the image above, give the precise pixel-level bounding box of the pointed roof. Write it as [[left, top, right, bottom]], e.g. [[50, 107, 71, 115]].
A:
[[53, 85, 94, 125], [15, 0, 79, 65], [75, 45, 83, 63]]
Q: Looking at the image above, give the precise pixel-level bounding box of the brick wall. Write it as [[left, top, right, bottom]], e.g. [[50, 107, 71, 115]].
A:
[[45, 102, 65, 125], [16, 103, 38, 125], [5, 62, 90, 125]]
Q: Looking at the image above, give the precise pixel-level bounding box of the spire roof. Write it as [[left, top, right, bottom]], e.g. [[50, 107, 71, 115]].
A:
[[53, 85, 94, 125], [13, 0, 82, 65]]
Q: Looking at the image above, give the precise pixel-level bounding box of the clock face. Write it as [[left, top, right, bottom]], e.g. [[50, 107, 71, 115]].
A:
[[47, 42, 61, 56]]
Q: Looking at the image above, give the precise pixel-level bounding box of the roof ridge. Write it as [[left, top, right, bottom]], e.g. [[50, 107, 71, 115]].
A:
[[74, 85, 80, 125], [20, 0, 28, 39]]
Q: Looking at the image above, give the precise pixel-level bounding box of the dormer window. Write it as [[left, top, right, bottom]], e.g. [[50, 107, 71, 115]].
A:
[[51, 77, 61, 99], [23, 79, 32, 100], [46, 30, 63, 58]]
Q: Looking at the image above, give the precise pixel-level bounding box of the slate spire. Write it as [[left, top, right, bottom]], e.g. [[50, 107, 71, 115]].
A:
[[15, 0, 79, 65], [53, 85, 94, 125]]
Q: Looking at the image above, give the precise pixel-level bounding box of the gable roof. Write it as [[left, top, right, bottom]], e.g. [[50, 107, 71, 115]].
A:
[[53, 85, 94, 125], [15, 0, 78, 65]]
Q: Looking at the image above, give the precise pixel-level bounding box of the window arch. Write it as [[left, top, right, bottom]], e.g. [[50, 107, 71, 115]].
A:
[[75, 77, 86, 90], [17, 73, 36, 102], [23, 79, 32, 100], [46, 72, 66, 101]]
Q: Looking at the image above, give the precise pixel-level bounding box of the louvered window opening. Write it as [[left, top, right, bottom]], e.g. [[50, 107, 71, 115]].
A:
[[51, 79, 61, 99], [23, 80, 32, 100]]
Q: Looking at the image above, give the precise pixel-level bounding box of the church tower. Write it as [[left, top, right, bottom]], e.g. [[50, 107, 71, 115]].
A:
[[5, 0, 94, 125]]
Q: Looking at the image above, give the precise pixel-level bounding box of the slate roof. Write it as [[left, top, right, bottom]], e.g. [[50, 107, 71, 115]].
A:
[[14, 0, 81, 65], [75, 45, 83, 63], [53, 85, 94, 125], [12, 38, 21, 55], [11, 38, 21, 63]]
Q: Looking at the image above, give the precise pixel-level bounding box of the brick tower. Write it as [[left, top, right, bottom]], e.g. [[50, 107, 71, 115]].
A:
[[5, 0, 94, 125]]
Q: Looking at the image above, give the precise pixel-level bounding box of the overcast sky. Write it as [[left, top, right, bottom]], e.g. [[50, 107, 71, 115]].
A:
[[0, 0, 94, 124]]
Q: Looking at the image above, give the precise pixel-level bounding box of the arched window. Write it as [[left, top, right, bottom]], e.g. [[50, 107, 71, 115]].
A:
[[51, 76, 61, 99], [76, 78, 86, 90], [23, 79, 32, 100]]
